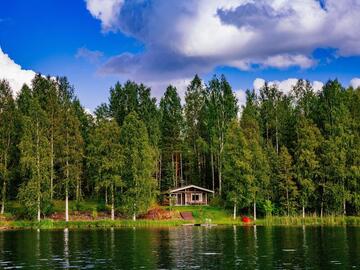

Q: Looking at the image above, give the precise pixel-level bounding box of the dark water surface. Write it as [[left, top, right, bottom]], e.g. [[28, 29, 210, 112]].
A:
[[0, 226, 359, 269]]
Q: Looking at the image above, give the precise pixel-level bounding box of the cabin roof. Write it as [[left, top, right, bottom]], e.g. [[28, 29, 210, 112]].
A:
[[169, 185, 214, 194]]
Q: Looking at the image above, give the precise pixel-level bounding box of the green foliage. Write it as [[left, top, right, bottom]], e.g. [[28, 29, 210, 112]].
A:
[[223, 120, 253, 210], [159, 85, 184, 190], [0, 74, 359, 221], [120, 112, 158, 218]]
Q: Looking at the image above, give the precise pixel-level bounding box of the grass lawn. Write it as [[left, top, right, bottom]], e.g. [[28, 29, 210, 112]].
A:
[[2, 201, 360, 229], [166, 205, 242, 225]]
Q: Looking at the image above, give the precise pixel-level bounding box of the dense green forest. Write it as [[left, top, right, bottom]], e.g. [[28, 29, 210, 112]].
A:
[[0, 74, 359, 221]]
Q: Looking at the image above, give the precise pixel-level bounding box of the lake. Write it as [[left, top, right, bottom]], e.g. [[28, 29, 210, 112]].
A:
[[0, 226, 359, 269]]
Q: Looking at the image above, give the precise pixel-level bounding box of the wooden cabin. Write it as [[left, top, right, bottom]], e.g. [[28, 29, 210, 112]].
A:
[[169, 185, 214, 206]]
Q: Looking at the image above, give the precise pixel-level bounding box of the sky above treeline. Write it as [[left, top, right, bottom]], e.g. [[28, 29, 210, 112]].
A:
[[1, 0, 360, 111]]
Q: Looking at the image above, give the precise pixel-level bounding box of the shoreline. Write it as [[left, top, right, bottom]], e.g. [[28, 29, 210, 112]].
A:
[[1, 216, 360, 230]]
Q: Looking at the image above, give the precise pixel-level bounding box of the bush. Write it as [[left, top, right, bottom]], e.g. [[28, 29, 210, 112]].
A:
[[209, 195, 223, 207]]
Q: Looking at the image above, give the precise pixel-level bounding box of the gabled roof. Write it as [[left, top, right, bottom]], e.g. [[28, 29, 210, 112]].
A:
[[169, 185, 214, 194]]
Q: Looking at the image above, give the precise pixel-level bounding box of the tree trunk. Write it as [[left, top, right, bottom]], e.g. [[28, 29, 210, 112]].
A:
[[302, 205, 305, 218], [36, 121, 41, 222], [65, 183, 69, 222], [286, 186, 289, 216], [275, 115, 279, 154], [218, 156, 222, 195], [76, 179, 80, 202], [253, 200, 257, 221], [320, 201, 323, 218], [1, 154, 7, 214], [343, 198, 346, 216], [233, 203, 237, 220], [159, 155, 162, 188], [105, 188, 108, 205], [180, 152, 183, 186], [1, 178, 6, 215], [50, 132, 54, 200], [111, 183, 115, 221], [132, 213, 136, 221], [37, 194, 41, 222], [211, 152, 215, 195]]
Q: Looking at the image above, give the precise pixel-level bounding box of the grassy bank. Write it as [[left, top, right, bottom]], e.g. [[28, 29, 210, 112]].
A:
[[0, 219, 188, 230], [1, 203, 360, 230]]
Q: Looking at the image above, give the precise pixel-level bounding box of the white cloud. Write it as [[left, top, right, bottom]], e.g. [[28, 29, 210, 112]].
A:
[[312, 80, 324, 92], [262, 54, 315, 69], [85, 0, 123, 31], [0, 47, 36, 95], [350, 78, 360, 89], [147, 78, 192, 104], [86, 0, 360, 87], [253, 78, 324, 95], [253, 78, 265, 94], [235, 89, 247, 110], [269, 78, 299, 95], [76, 47, 104, 63]]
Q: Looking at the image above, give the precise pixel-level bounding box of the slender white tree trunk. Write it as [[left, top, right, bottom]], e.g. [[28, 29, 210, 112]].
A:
[[302, 206, 305, 218], [111, 184, 115, 221], [37, 195, 41, 222], [253, 200, 257, 221], [50, 132, 54, 200], [65, 185, 69, 222], [233, 203, 237, 220], [132, 213, 136, 221], [36, 121, 41, 222], [65, 154, 69, 222]]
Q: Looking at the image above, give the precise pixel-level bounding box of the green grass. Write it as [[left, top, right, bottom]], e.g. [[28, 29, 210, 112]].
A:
[[2, 201, 360, 229], [0, 219, 188, 230], [255, 215, 360, 226], [168, 206, 243, 225]]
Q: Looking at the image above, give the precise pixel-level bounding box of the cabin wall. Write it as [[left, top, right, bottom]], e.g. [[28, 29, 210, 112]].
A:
[[170, 190, 209, 206]]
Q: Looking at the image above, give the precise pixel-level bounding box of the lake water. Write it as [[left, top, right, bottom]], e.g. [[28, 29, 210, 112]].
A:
[[0, 226, 359, 269]]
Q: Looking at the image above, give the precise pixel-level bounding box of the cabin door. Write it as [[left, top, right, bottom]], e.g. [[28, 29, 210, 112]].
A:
[[182, 193, 185, 205]]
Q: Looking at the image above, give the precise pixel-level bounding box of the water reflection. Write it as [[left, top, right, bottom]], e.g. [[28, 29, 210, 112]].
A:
[[0, 226, 358, 269]]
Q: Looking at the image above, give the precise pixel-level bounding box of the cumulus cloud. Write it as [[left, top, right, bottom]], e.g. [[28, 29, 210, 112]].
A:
[[85, 0, 124, 31], [312, 80, 324, 92], [253, 78, 265, 93], [0, 47, 36, 95], [85, 0, 360, 85], [76, 47, 104, 63], [253, 78, 324, 95], [235, 89, 247, 110], [350, 78, 360, 89]]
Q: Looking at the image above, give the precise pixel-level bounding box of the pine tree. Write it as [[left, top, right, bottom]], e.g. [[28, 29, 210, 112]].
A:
[[159, 85, 183, 190]]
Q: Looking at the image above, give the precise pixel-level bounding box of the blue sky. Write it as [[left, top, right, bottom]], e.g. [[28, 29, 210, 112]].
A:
[[1, 0, 360, 110]]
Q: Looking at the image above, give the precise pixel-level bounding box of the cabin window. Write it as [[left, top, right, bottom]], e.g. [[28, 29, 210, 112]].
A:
[[192, 194, 200, 201]]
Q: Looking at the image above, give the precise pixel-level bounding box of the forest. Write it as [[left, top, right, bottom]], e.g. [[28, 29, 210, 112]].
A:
[[0, 74, 359, 221]]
